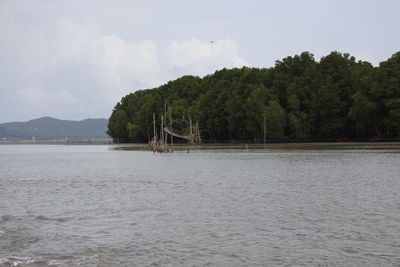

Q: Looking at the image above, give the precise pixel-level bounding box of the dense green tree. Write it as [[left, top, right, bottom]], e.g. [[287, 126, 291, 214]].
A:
[[107, 51, 400, 143], [349, 91, 377, 137], [385, 98, 400, 136], [378, 52, 400, 136], [287, 94, 308, 138], [244, 84, 270, 140], [107, 109, 129, 142], [265, 100, 287, 139]]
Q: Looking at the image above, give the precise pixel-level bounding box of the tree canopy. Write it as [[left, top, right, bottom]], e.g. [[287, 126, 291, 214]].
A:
[[108, 51, 400, 143]]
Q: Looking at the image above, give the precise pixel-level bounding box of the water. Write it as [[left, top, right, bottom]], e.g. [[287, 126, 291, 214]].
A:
[[1, 144, 400, 266]]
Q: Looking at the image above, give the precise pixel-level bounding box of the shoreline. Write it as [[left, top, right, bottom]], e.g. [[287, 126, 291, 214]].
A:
[[113, 141, 400, 151], [2, 140, 400, 146], [0, 140, 113, 145]]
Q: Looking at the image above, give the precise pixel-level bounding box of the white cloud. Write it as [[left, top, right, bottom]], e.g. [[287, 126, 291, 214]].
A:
[[167, 38, 247, 76], [0, 4, 248, 122], [53, 17, 161, 89], [1, 0, 397, 123], [16, 87, 84, 116], [50, 17, 162, 106], [0, 13, 161, 121]]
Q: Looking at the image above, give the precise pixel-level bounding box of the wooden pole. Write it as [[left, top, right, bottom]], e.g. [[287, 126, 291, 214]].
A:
[[151, 113, 156, 152], [189, 114, 192, 146], [164, 100, 167, 149], [153, 113, 156, 140], [161, 115, 164, 151], [169, 106, 173, 150], [263, 114, 266, 144]]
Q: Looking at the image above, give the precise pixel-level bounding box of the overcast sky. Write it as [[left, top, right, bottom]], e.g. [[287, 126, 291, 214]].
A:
[[1, 0, 399, 122]]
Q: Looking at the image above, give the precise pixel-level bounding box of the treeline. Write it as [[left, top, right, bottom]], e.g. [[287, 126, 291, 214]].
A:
[[108, 51, 400, 143]]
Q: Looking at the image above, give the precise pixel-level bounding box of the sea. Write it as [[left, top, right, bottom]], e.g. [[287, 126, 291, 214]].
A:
[[1, 144, 400, 266]]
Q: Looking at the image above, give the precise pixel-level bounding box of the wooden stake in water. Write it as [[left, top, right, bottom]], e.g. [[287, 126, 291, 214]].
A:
[[263, 114, 266, 145], [153, 113, 156, 140], [169, 105, 173, 150]]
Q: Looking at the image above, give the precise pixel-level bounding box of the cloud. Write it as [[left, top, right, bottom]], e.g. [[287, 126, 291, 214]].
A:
[[0, 13, 161, 121], [167, 38, 247, 77], [0, 4, 248, 122], [53, 17, 161, 90], [16, 87, 84, 116]]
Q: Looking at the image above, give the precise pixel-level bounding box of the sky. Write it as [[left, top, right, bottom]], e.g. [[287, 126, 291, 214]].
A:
[[0, 0, 399, 122]]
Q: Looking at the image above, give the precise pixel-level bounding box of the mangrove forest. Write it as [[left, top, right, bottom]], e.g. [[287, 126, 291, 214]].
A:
[[108, 51, 400, 143]]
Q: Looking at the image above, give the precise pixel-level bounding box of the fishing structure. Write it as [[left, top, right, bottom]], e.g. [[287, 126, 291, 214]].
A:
[[149, 102, 201, 153]]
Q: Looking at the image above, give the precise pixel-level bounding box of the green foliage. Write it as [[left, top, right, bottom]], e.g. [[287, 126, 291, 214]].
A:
[[385, 98, 400, 135], [108, 51, 400, 142], [349, 92, 376, 136], [107, 109, 129, 142], [265, 100, 286, 138]]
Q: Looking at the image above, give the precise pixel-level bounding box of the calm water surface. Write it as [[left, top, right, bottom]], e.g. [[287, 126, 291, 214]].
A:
[[0, 144, 399, 266]]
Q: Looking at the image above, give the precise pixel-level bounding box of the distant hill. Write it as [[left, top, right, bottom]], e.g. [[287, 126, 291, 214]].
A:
[[0, 117, 109, 141]]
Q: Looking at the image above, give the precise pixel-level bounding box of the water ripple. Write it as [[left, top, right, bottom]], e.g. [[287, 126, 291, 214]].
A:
[[0, 145, 400, 266]]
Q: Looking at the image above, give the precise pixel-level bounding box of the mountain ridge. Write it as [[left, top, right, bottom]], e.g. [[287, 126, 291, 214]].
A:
[[0, 117, 109, 141]]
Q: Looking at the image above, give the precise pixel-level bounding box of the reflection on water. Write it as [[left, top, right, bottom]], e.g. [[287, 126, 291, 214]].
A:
[[1, 144, 400, 266]]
